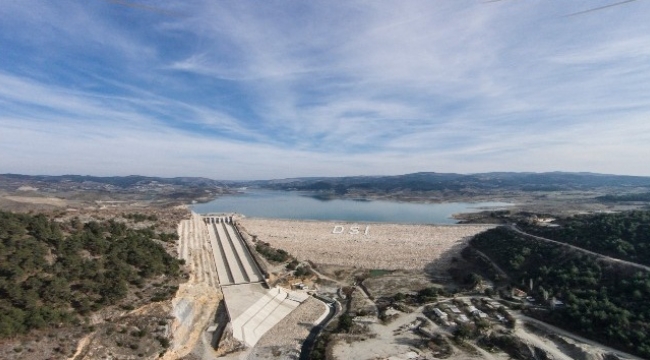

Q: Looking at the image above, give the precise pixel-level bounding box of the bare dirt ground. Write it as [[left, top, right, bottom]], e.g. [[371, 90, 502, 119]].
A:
[[241, 219, 494, 271], [515, 315, 642, 360], [331, 306, 452, 360], [0, 328, 88, 360], [0, 191, 73, 212], [163, 213, 223, 360], [362, 271, 439, 298], [74, 302, 175, 360], [3, 195, 68, 207]]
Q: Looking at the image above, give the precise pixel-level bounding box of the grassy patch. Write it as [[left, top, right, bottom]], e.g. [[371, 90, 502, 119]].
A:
[[368, 269, 394, 277]]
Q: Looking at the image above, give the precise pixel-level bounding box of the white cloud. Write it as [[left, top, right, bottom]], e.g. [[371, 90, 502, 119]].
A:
[[1, 0, 649, 178]]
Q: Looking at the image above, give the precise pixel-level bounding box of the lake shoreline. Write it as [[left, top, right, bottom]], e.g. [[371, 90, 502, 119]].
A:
[[190, 189, 513, 225]]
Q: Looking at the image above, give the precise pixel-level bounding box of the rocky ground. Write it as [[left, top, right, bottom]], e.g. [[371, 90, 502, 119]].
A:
[[240, 219, 494, 272], [162, 213, 223, 360]]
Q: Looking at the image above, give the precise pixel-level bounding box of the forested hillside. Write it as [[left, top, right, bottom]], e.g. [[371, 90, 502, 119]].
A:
[[597, 193, 650, 202], [519, 210, 650, 266], [0, 174, 223, 189], [261, 172, 650, 193], [0, 211, 182, 338], [471, 226, 650, 358]]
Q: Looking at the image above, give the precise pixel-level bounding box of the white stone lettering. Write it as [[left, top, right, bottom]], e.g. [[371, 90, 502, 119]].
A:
[[332, 225, 370, 236]]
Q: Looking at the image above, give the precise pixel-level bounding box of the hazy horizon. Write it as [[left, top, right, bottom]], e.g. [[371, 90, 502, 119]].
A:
[[4, 170, 650, 183]]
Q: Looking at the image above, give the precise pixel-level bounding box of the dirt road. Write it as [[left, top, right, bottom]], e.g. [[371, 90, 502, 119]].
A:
[[508, 225, 650, 272], [515, 314, 642, 360]]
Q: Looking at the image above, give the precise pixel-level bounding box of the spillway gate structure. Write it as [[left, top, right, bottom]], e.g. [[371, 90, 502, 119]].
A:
[[204, 215, 265, 286]]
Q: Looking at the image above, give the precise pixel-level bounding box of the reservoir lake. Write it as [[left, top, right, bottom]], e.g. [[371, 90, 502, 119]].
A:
[[191, 189, 512, 224]]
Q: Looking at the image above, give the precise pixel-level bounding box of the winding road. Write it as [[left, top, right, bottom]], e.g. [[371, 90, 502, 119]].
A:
[[299, 298, 338, 360], [506, 225, 650, 272]]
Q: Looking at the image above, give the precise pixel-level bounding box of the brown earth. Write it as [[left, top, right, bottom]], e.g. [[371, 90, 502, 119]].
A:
[[240, 219, 494, 272]]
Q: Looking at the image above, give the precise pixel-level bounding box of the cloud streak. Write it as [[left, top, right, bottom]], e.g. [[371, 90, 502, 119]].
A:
[[0, 0, 649, 178]]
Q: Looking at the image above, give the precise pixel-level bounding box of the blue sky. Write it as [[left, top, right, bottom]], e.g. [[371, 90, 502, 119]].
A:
[[0, 0, 648, 179]]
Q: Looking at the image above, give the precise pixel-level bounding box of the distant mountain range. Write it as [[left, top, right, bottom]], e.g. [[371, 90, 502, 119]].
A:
[[0, 174, 230, 203], [0, 174, 224, 190], [3, 172, 650, 197], [253, 172, 650, 194]]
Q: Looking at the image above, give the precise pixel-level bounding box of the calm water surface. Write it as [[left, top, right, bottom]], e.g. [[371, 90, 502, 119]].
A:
[[191, 189, 512, 224]]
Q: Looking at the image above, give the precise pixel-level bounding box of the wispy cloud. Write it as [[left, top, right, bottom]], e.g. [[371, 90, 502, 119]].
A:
[[0, 0, 649, 178]]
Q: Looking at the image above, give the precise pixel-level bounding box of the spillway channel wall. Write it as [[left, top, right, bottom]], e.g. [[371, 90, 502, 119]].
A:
[[234, 221, 271, 283]]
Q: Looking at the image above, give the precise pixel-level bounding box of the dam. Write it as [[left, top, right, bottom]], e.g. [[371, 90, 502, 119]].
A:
[[201, 215, 308, 347]]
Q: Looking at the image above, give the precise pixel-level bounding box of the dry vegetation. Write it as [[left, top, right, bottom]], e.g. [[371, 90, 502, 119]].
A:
[[0, 204, 191, 360], [362, 271, 435, 299], [240, 219, 494, 272], [75, 302, 174, 359]]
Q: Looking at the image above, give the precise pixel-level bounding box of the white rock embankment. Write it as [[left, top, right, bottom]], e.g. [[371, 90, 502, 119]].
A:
[[242, 219, 493, 271]]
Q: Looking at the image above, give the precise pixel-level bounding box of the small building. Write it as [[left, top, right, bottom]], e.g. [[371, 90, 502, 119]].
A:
[[387, 351, 419, 360], [489, 303, 502, 311], [474, 310, 488, 319], [433, 308, 448, 320], [354, 316, 378, 324], [551, 299, 565, 308], [512, 288, 527, 298], [385, 307, 401, 317], [449, 306, 462, 314], [457, 314, 470, 323], [293, 282, 306, 290], [467, 305, 478, 313]]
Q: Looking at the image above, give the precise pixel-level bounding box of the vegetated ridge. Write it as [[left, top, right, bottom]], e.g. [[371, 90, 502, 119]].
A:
[[0, 211, 183, 338], [5, 172, 650, 201], [518, 211, 650, 266], [257, 171, 650, 195], [597, 192, 650, 202], [470, 212, 650, 358], [0, 174, 224, 189], [0, 174, 230, 204]]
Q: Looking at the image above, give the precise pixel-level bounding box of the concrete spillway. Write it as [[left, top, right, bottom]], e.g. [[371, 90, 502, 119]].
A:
[[225, 223, 264, 283], [204, 216, 264, 286], [202, 215, 306, 348], [207, 223, 233, 285], [214, 222, 247, 284], [226, 285, 307, 347]]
